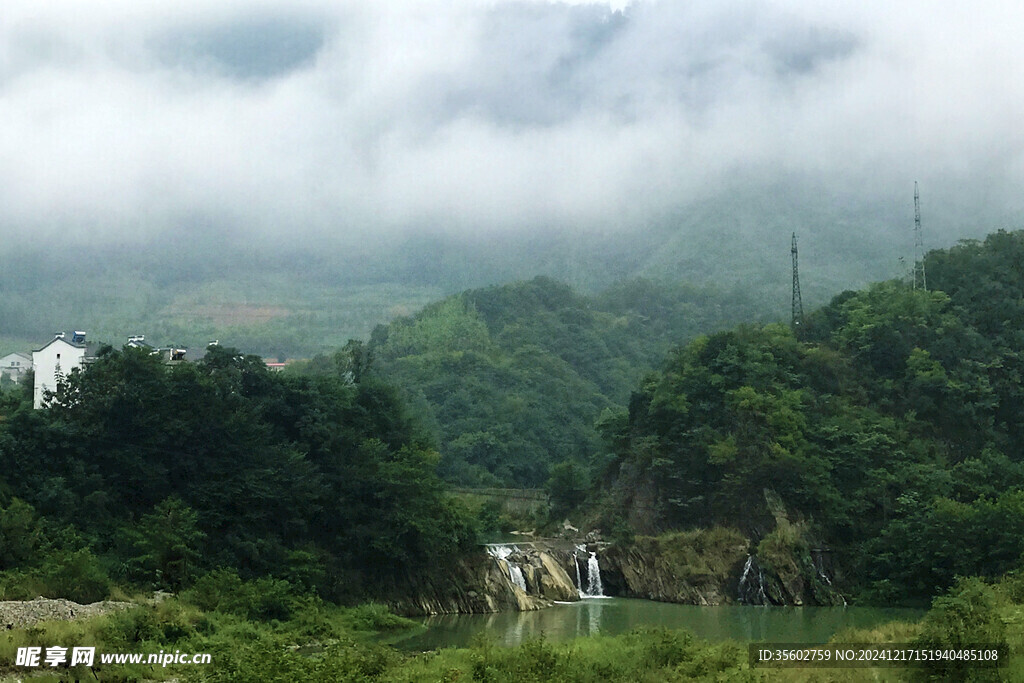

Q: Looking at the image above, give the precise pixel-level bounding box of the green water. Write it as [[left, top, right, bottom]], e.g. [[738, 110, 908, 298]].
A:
[[387, 598, 923, 651]]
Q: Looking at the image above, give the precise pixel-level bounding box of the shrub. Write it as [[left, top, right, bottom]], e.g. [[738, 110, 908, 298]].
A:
[[183, 570, 296, 621]]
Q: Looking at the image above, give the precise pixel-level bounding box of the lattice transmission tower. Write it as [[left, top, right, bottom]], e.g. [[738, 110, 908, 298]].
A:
[[791, 232, 803, 331], [913, 181, 927, 291]]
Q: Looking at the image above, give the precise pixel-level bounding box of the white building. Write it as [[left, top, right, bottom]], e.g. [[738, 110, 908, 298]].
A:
[[32, 332, 94, 409], [1, 352, 31, 384]]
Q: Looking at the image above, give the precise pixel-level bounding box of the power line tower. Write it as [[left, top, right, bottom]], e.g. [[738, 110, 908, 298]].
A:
[[791, 232, 804, 331], [913, 181, 927, 291]]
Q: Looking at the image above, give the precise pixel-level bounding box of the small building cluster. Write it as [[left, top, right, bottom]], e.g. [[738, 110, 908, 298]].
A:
[[12, 332, 192, 409], [2, 331, 294, 409]]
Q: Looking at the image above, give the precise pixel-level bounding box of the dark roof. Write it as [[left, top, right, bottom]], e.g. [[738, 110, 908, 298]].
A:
[[33, 335, 94, 353]]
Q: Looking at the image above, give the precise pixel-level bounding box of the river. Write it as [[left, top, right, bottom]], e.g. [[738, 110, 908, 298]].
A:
[[386, 598, 923, 651]]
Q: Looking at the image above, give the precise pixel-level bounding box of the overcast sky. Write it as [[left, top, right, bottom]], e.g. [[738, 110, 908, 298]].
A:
[[2, 0, 1023, 247]]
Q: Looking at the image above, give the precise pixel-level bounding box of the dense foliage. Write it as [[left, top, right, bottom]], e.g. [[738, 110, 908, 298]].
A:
[[598, 230, 1024, 604], [347, 276, 764, 487], [0, 345, 476, 601]]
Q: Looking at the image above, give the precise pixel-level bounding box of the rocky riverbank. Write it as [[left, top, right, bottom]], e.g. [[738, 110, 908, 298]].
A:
[[387, 540, 584, 616], [601, 525, 845, 607], [0, 597, 132, 630], [388, 523, 845, 616]]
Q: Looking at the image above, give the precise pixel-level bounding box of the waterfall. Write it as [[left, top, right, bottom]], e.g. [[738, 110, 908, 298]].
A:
[[815, 555, 832, 586], [574, 555, 583, 596], [738, 555, 768, 605], [508, 564, 527, 592], [586, 552, 604, 597], [575, 545, 606, 598], [486, 544, 528, 592], [814, 553, 847, 607]]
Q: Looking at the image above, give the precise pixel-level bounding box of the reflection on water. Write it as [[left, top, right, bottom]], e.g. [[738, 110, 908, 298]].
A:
[[387, 598, 924, 651]]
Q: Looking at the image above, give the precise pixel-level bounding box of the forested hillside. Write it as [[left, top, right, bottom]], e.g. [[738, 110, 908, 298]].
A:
[[596, 229, 1024, 605], [0, 345, 476, 603], [5, 230, 1024, 613], [337, 277, 767, 487]]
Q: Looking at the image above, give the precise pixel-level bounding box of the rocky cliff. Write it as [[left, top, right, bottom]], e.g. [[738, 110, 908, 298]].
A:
[[387, 541, 581, 616], [601, 527, 749, 604], [601, 525, 845, 606], [389, 524, 844, 615]]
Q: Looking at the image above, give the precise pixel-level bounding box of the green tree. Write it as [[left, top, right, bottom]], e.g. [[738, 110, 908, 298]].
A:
[[0, 498, 43, 570], [130, 497, 205, 590], [546, 461, 590, 518]]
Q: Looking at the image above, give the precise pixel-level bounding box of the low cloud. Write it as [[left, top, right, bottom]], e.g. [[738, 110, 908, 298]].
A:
[[2, 1, 1023, 248]]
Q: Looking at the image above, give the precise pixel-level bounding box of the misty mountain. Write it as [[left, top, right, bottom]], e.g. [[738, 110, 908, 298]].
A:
[[0, 175, 1002, 361]]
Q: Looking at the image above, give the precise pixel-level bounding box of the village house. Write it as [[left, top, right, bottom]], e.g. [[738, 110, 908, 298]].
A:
[[31, 332, 96, 409], [0, 352, 31, 384], [29, 332, 195, 408]]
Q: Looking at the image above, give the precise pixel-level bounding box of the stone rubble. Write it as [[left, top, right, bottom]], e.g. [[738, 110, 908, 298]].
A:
[[0, 597, 132, 630]]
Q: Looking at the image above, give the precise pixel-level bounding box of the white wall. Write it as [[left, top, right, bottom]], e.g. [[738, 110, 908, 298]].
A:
[[32, 339, 87, 409], [0, 353, 30, 383]]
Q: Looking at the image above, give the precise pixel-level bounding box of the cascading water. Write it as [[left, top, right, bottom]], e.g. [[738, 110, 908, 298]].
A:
[[814, 553, 847, 607], [487, 544, 528, 592], [814, 555, 832, 586], [574, 554, 583, 595], [586, 552, 604, 597], [575, 545, 606, 598], [509, 564, 527, 591], [738, 555, 768, 605]]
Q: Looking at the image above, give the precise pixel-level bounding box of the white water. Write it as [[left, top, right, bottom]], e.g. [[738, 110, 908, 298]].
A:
[[738, 555, 768, 605], [814, 554, 847, 607], [508, 564, 527, 591], [586, 552, 604, 597], [489, 542, 607, 598], [487, 544, 528, 592], [486, 545, 515, 561], [575, 545, 606, 598]]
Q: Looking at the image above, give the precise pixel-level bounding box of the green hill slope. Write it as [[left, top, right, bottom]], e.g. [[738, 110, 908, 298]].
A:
[[361, 276, 768, 486], [597, 229, 1024, 604]]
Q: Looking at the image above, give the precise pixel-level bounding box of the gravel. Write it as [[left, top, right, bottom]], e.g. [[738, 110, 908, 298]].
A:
[[0, 597, 133, 630]]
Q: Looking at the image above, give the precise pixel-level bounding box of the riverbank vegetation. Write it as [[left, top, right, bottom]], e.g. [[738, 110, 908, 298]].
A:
[[0, 577, 758, 682], [2, 570, 1022, 681]]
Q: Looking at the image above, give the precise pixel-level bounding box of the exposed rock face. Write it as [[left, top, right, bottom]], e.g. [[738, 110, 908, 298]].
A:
[[387, 528, 845, 615], [538, 552, 578, 601], [601, 527, 845, 607], [0, 598, 132, 630], [601, 529, 749, 605], [500, 546, 579, 603], [387, 541, 583, 616], [753, 550, 847, 607], [386, 552, 549, 616]]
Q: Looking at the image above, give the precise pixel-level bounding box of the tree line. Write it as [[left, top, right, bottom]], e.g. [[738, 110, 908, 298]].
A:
[[0, 344, 477, 602], [594, 230, 1024, 604]]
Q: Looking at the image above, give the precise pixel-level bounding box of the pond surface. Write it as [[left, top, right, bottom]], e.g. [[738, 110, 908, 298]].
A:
[[386, 598, 924, 651]]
